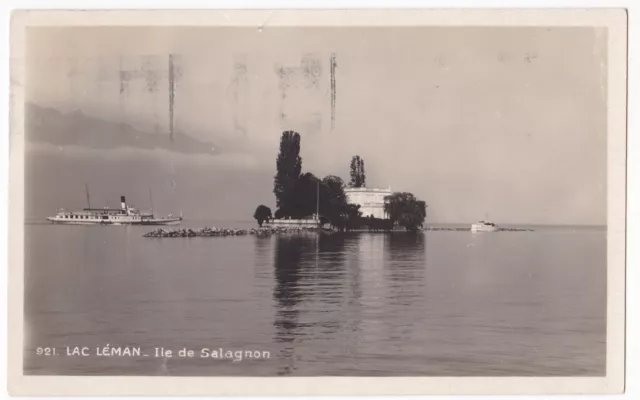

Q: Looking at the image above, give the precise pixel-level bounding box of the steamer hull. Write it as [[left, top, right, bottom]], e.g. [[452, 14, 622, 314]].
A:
[[46, 195, 182, 226]]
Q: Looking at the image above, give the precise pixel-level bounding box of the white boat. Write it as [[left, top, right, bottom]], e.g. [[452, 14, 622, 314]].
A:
[[263, 216, 322, 229], [471, 221, 499, 232], [46, 195, 182, 226]]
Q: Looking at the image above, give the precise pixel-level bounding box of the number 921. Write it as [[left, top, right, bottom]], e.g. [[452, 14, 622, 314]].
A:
[[36, 347, 57, 356]]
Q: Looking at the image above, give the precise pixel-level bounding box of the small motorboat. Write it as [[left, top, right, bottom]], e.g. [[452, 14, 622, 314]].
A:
[[471, 221, 499, 232]]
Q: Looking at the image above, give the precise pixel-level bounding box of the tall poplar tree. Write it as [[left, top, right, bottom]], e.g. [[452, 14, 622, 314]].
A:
[[273, 131, 302, 214], [349, 155, 366, 188]]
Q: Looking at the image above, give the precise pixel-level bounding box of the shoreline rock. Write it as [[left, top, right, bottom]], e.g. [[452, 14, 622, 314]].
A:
[[143, 226, 319, 238], [144, 226, 535, 237]]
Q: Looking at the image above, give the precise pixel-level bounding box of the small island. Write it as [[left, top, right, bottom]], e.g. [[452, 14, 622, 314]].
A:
[[140, 129, 535, 239], [143, 130, 428, 238], [255, 130, 427, 233]]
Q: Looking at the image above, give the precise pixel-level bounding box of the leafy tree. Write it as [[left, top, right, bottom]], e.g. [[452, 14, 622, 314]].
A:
[[343, 204, 363, 231], [322, 175, 346, 208], [274, 208, 287, 220], [327, 203, 363, 232], [284, 173, 350, 222], [253, 205, 272, 227], [274, 131, 302, 215], [384, 192, 427, 233], [349, 155, 366, 188], [291, 172, 322, 218], [317, 175, 349, 227]]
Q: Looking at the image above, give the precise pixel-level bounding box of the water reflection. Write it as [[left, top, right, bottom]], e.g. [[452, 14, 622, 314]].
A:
[[25, 225, 606, 376], [252, 236, 273, 281], [272, 234, 313, 375], [384, 234, 428, 346], [314, 233, 350, 304], [271, 232, 431, 374], [311, 234, 353, 337], [273, 235, 312, 324], [253, 236, 272, 261], [272, 233, 356, 374], [385, 233, 426, 286]]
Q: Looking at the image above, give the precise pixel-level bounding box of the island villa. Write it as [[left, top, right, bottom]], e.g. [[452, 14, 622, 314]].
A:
[[263, 186, 393, 228], [344, 187, 392, 219]]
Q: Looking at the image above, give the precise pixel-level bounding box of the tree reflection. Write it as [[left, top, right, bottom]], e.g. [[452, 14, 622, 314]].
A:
[[272, 234, 314, 375], [272, 232, 351, 375]]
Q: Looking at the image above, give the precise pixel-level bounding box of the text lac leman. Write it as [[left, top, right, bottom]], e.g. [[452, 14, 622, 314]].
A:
[[66, 345, 142, 357]]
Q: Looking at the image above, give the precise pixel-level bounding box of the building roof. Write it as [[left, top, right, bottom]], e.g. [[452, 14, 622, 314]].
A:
[[344, 187, 392, 193]]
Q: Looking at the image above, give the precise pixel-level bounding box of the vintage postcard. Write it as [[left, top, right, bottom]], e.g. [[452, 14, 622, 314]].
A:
[[8, 9, 627, 396]]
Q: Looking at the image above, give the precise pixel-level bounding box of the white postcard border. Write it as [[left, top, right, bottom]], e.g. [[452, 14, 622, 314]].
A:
[[7, 8, 627, 396]]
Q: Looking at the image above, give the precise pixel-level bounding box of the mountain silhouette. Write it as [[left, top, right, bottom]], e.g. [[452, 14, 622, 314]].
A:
[[25, 103, 218, 155]]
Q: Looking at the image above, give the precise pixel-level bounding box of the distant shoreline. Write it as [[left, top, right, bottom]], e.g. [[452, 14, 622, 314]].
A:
[[24, 217, 607, 229], [426, 227, 534, 232]]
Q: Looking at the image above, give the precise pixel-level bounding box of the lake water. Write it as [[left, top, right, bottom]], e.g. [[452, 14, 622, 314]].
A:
[[24, 222, 606, 376]]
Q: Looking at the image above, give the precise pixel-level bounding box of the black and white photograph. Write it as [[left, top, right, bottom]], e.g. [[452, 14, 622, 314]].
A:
[[8, 9, 627, 396]]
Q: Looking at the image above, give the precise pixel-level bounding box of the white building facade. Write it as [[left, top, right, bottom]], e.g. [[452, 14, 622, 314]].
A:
[[344, 187, 392, 219]]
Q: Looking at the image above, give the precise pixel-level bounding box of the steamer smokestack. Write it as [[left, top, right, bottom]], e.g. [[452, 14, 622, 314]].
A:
[[120, 196, 127, 210]]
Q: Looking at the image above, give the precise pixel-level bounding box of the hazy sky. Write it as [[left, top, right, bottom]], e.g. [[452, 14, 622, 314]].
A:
[[25, 26, 607, 224]]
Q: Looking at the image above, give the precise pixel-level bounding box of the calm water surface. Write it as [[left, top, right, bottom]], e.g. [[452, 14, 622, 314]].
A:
[[24, 221, 606, 376]]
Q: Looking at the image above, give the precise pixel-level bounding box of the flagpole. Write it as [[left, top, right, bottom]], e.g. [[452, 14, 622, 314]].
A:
[[85, 183, 91, 209], [149, 188, 154, 213]]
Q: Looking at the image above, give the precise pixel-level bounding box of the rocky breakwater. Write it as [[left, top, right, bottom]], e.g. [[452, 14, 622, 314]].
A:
[[143, 226, 319, 238]]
